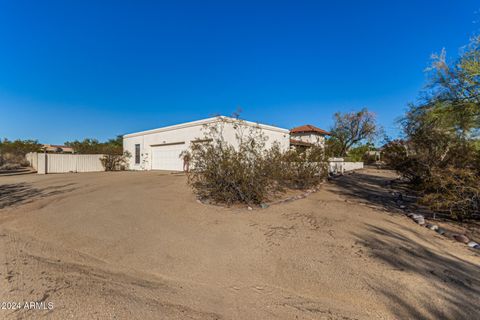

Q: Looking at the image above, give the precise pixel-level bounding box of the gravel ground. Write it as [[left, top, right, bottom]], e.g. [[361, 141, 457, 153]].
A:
[[0, 169, 478, 319]]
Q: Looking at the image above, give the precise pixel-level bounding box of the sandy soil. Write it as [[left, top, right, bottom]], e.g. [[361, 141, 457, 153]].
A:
[[0, 169, 478, 319]]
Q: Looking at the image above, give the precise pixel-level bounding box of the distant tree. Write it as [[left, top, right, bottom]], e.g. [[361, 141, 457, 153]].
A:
[[0, 138, 42, 156], [0, 138, 42, 167], [347, 143, 375, 162], [65, 135, 123, 154], [329, 108, 379, 156]]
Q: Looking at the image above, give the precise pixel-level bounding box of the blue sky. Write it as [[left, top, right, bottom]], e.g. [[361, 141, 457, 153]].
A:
[[0, 0, 478, 144]]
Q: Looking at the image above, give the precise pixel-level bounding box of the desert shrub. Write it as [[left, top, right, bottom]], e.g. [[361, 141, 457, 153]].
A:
[[188, 120, 275, 205], [188, 118, 327, 205], [420, 167, 480, 220], [101, 151, 131, 171], [280, 146, 327, 189]]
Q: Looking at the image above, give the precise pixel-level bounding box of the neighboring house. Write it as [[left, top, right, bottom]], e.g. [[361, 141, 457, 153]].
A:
[[289, 125, 331, 149], [42, 144, 74, 153], [123, 116, 290, 171]]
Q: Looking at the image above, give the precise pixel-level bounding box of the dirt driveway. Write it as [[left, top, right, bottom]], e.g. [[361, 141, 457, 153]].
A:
[[0, 169, 479, 319]]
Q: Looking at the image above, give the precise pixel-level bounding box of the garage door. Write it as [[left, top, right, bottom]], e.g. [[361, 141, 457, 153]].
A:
[[151, 143, 185, 171]]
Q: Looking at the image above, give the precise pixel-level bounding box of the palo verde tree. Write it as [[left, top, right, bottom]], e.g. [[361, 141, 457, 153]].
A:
[[384, 36, 480, 220]]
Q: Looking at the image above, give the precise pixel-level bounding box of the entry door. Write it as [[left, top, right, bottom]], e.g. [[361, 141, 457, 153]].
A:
[[151, 144, 185, 171]]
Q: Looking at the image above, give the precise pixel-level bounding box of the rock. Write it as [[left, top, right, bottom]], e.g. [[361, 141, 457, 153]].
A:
[[411, 213, 425, 224], [260, 203, 269, 209], [436, 228, 445, 235], [414, 217, 425, 225], [467, 241, 479, 248], [247, 206, 253, 211], [399, 205, 406, 209], [426, 224, 439, 231], [452, 234, 470, 244]]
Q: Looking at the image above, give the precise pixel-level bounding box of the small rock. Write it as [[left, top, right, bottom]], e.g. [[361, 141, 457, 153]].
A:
[[452, 234, 470, 244], [415, 218, 425, 225], [467, 241, 479, 248], [399, 205, 406, 209], [411, 214, 423, 220], [247, 206, 253, 211], [260, 203, 269, 209], [436, 228, 445, 235], [426, 224, 439, 231]]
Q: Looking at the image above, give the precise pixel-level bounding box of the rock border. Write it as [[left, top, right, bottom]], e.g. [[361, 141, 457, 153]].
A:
[[196, 186, 322, 210], [397, 196, 480, 250]]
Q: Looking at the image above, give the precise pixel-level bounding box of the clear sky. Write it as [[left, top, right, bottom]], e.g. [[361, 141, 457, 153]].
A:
[[0, 0, 478, 144]]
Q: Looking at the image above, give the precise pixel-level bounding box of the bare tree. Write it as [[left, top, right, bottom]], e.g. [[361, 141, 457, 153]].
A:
[[330, 108, 378, 156]]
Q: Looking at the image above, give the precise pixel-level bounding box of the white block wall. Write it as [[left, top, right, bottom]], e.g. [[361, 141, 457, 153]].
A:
[[27, 153, 105, 174], [328, 158, 364, 174]]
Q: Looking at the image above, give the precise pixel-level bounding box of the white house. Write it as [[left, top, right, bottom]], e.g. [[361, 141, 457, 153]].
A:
[[123, 116, 290, 171], [289, 124, 331, 148]]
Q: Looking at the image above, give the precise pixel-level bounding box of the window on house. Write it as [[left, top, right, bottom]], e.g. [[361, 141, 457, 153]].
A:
[[135, 144, 140, 164]]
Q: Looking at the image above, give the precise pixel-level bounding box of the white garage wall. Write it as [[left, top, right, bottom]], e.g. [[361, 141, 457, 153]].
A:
[[123, 116, 290, 171]]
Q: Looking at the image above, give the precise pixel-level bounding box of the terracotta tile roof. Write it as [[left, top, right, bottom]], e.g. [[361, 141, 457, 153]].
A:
[[290, 125, 331, 135], [289, 139, 313, 147]]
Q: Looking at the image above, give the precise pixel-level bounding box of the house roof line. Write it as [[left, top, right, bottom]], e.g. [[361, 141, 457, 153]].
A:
[[290, 124, 331, 135], [123, 116, 290, 138]]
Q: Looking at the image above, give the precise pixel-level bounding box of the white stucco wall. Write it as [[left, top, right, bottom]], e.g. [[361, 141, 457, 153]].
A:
[[290, 132, 326, 147], [123, 116, 290, 171], [328, 158, 364, 174]]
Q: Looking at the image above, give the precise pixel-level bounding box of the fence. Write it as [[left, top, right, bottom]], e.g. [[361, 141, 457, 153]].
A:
[[328, 158, 364, 174], [25, 152, 38, 170], [26, 152, 105, 174]]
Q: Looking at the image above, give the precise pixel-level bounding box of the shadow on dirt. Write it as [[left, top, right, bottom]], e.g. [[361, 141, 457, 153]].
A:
[[330, 171, 425, 215], [0, 183, 77, 209], [355, 222, 480, 319]]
